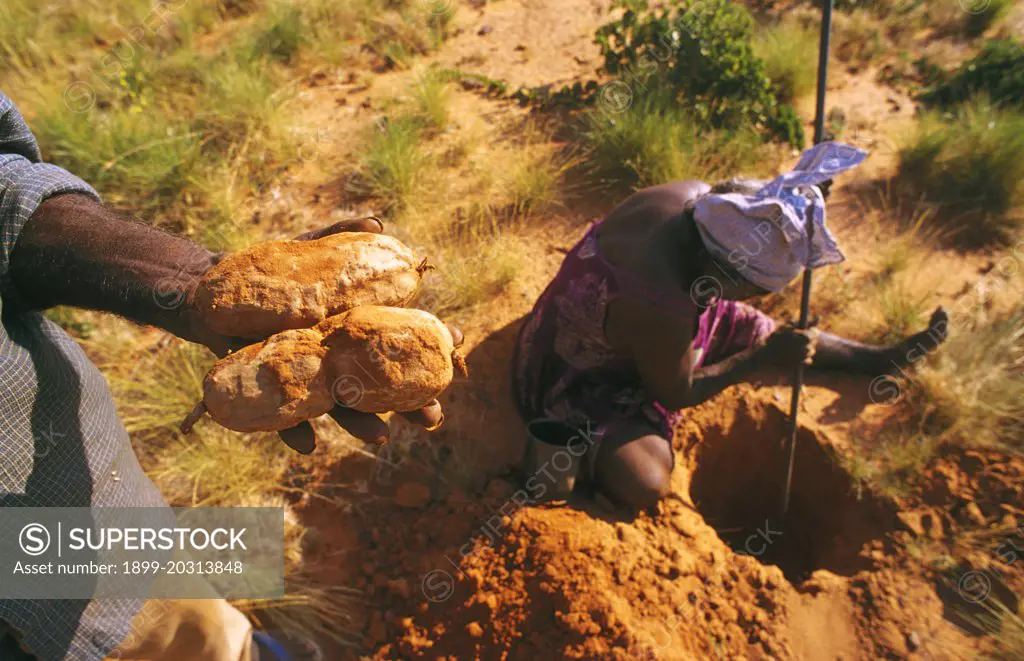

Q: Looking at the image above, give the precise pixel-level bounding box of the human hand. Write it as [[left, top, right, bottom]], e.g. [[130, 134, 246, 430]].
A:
[[179, 217, 464, 453], [762, 325, 819, 372]]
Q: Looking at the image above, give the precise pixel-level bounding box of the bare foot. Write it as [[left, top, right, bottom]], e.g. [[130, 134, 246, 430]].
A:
[[888, 306, 948, 369]]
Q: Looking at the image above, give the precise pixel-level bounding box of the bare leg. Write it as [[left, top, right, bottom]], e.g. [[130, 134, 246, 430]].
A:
[[592, 419, 673, 510], [811, 306, 948, 376]]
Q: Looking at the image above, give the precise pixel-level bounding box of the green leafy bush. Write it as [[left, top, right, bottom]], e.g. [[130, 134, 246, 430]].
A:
[[920, 39, 1024, 110], [593, 0, 804, 147]]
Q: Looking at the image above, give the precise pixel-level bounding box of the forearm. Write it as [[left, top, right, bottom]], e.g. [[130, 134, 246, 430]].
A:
[[808, 328, 945, 377], [8, 193, 214, 341], [673, 346, 767, 408]]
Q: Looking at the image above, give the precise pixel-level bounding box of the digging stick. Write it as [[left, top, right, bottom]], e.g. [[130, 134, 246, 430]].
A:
[[780, 0, 834, 517]]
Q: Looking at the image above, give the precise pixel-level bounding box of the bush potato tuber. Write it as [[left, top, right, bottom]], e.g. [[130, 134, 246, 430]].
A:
[[195, 232, 428, 337], [192, 306, 466, 433]]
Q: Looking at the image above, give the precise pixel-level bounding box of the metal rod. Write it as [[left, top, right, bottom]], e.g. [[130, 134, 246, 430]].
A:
[[780, 0, 833, 517]]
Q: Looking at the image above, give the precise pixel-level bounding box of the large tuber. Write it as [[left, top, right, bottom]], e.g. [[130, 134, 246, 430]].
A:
[[195, 232, 429, 337], [186, 306, 467, 433]]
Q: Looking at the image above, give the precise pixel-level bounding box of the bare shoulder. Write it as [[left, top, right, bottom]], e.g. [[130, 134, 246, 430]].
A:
[[603, 180, 711, 231]]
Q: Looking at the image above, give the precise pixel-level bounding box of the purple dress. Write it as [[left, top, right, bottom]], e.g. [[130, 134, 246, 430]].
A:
[[512, 221, 775, 443]]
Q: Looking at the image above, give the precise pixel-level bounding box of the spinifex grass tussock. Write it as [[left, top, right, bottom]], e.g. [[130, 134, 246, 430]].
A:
[[247, 0, 457, 68], [841, 427, 940, 499], [355, 115, 431, 211], [920, 39, 1024, 112], [753, 21, 819, 103], [235, 581, 363, 649], [409, 69, 453, 131], [579, 94, 766, 193], [871, 280, 931, 345], [897, 101, 1024, 247], [501, 123, 577, 220], [414, 224, 523, 317], [911, 306, 1024, 455], [831, 10, 886, 68], [0, 0, 154, 77]]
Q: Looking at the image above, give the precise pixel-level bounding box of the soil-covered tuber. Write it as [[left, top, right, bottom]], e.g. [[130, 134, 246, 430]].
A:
[[189, 306, 466, 433], [195, 232, 428, 337]]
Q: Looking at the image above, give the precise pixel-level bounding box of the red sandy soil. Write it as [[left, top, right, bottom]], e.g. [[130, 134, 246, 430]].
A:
[[271, 1, 1024, 659], [299, 365, 1022, 660]]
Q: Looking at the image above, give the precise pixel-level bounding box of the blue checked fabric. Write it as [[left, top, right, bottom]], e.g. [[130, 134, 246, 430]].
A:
[[0, 93, 168, 661]]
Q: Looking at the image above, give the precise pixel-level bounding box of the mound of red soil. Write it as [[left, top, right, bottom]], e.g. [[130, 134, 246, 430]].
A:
[[292, 384, 1023, 661]]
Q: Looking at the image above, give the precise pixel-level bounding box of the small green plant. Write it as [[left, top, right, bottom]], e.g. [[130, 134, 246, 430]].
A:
[[898, 101, 1024, 246], [920, 39, 1024, 111], [753, 21, 818, 102], [43, 306, 97, 339], [410, 70, 452, 130], [358, 116, 429, 209]]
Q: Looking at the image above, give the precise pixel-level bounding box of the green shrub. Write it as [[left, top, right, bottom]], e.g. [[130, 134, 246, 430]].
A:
[[920, 39, 1024, 110], [898, 101, 1024, 246], [593, 0, 804, 146], [753, 22, 818, 103]]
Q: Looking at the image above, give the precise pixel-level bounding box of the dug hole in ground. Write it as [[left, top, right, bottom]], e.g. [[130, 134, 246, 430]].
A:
[[298, 323, 1020, 661]]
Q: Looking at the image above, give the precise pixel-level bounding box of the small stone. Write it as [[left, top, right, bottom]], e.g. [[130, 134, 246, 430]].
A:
[[395, 482, 431, 509], [467, 621, 484, 638], [477, 24, 493, 36], [907, 630, 922, 651]]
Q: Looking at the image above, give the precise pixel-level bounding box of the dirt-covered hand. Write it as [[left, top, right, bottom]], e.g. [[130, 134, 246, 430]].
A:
[[762, 325, 819, 372]]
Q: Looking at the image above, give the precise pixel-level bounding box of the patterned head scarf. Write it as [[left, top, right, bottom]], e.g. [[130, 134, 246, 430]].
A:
[[693, 142, 869, 292]]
